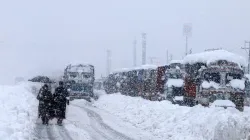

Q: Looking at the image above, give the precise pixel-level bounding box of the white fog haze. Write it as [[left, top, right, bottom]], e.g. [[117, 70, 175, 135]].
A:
[[0, 0, 249, 84]]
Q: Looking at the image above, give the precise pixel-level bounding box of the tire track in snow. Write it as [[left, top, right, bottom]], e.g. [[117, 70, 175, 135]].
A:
[[72, 103, 134, 140], [32, 119, 73, 140], [69, 104, 113, 140], [56, 125, 74, 140]]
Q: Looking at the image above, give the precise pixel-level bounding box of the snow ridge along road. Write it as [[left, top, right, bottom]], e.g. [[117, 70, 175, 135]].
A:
[[71, 103, 134, 140]]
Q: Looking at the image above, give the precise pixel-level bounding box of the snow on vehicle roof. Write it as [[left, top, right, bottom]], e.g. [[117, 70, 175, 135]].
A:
[[66, 63, 94, 73], [169, 60, 184, 64], [67, 63, 94, 67], [112, 64, 158, 74], [140, 64, 158, 69], [183, 50, 247, 67]]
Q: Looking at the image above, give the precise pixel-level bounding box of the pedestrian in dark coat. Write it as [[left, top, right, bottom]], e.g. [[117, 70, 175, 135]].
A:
[[37, 84, 53, 125], [53, 81, 69, 125]]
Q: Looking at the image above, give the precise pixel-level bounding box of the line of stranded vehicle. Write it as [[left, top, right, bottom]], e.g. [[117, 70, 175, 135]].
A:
[[104, 49, 248, 111]]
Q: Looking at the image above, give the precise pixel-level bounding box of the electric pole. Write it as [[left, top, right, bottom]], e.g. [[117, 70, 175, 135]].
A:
[[183, 24, 192, 56], [133, 39, 137, 67], [166, 50, 169, 64], [106, 50, 111, 76], [142, 33, 147, 65], [241, 41, 250, 74]]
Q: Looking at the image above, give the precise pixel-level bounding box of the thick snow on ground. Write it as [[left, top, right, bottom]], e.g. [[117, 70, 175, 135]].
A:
[[183, 49, 247, 67], [67, 100, 156, 140], [229, 79, 245, 90], [0, 82, 39, 140], [166, 79, 184, 87], [94, 93, 250, 140]]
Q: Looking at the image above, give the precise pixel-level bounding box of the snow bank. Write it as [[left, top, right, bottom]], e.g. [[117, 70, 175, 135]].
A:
[[94, 93, 250, 140], [202, 81, 220, 89], [166, 79, 184, 87], [0, 82, 38, 140], [229, 79, 245, 90], [183, 50, 247, 67]]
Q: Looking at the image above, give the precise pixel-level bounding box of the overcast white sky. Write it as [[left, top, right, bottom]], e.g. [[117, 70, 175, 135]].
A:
[[0, 0, 250, 84]]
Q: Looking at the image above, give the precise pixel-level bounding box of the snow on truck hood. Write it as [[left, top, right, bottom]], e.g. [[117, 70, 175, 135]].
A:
[[211, 100, 236, 107], [183, 50, 247, 67], [202, 80, 245, 90], [166, 79, 184, 87], [228, 79, 245, 90], [202, 81, 220, 89]]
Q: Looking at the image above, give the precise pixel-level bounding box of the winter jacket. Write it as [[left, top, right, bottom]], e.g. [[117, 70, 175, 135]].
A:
[[53, 86, 69, 106], [37, 87, 53, 110]]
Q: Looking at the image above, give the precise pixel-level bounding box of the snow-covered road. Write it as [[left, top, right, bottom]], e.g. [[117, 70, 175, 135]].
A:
[[33, 120, 73, 140], [69, 103, 134, 140], [2, 82, 250, 140], [32, 100, 152, 140]]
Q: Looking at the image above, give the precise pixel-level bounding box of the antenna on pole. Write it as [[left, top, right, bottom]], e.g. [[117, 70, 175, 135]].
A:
[[183, 24, 192, 56], [241, 41, 250, 74], [106, 50, 111, 76], [142, 33, 147, 65], [133, 38, 137, 67]]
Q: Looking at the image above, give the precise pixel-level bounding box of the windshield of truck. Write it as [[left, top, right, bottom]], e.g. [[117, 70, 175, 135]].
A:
[[70, 84, 85, 91], [226, 73, 242, 84], [69, 72, 78, 78], [204, 72, 220, 84], [82, 73, 92, 78]]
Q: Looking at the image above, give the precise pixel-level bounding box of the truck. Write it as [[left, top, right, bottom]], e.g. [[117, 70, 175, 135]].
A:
[[63, 64, 95, 101], [183, 49, 246, 111], [164, 61, 185, 105]]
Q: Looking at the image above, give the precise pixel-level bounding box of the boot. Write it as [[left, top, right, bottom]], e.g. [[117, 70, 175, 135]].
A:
[[57, 118, 63, 125]]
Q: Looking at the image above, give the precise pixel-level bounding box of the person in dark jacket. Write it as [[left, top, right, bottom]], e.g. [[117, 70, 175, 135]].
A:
[[37, 84, 53, 125], [53, 81, 69, 125]]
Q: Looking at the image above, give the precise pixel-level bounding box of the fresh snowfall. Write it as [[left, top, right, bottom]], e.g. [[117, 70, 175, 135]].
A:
[[0, 81, 249, 140]]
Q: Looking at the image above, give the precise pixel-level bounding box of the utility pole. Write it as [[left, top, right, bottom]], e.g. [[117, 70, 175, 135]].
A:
[[241, 41, 250, 74], [133, 39, 137, 67], [183, 24, 192, 56], [166, 50, 169, 64], [142, 33, 147, 65], [106, 50, 111, 76]]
